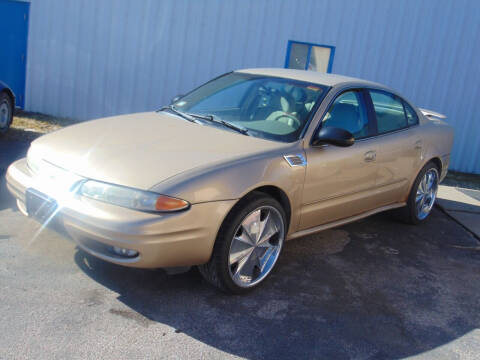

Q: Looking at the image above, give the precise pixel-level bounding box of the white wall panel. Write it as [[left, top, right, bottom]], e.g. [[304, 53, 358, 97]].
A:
[[25, 0, 480, 173]]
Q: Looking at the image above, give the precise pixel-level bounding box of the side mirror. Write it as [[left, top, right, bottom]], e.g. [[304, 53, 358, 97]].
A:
[[170, 94, 184, 104], [312, 127, 354, 147]]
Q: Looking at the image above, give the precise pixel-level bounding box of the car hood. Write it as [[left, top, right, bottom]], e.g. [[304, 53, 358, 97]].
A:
[[30, 112, 290, 190]]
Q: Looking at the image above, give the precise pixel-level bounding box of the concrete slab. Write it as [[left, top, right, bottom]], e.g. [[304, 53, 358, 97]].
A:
[[459, 188, 480, 202], [437, 185, 480, 238], [437, 185, 480, 213], [447, 211, 480, 239]]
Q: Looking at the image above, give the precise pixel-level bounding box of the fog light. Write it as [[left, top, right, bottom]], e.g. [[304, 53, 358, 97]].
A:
[[112, 246, 138, 258]]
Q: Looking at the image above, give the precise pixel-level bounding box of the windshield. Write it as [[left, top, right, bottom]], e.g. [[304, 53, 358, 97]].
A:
[[172, 72, 328, 142]]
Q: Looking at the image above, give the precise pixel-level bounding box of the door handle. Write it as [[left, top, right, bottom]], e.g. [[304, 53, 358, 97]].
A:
[[364, 150, 376, 162]]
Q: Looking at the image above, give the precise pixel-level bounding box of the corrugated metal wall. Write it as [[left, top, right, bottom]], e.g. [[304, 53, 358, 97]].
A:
[[25, 0, 480, 173]]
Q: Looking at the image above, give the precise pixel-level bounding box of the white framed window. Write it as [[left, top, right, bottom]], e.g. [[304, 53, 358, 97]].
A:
[[285, 40, 335, 73]]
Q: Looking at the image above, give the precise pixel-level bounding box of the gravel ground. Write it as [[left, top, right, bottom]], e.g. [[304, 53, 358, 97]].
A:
[[442, 171, 480, 191]]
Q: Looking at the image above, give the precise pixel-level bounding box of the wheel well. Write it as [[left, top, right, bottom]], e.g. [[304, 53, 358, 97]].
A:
[[1, 88, 15, 108], [429, 157, 442, 174], [406, 157, 444, 202], [245, 185, 292, 229]]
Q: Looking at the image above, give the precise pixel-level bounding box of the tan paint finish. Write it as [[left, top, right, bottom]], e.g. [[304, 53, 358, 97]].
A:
[[6, 69, 454, 268], [300, 139, 378, 229], [372, 127, 423, 205], [150, 141, 306, 235], [7, 158, 236, 268], [28, 111, 289, 191]]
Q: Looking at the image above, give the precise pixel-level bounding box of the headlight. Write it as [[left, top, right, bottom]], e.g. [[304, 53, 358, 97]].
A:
[[80, 180, 190, 213]]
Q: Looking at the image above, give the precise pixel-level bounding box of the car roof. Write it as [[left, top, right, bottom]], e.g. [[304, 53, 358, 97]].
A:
[[236, 68, 383, 88]]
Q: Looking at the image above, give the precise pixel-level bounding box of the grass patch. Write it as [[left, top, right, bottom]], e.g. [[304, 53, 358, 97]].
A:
[[444, 171, 480, 190], [4, 111, 81, 142]]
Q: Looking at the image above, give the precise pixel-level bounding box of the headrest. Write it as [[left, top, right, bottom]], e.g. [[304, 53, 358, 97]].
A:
[[276, 91, 295, 113], [290, 87, 307, 103], [328, 103, 361, 133]]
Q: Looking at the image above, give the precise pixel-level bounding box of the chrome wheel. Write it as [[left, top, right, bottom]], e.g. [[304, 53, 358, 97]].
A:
[[228, 206, 285, 288], [416, 168, 439, 220], [0, 100, 10, 129]]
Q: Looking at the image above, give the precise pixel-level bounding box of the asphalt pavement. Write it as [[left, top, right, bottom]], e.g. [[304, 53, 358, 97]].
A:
[[1, 140, 479, 359], [0, 139, 29, 170]]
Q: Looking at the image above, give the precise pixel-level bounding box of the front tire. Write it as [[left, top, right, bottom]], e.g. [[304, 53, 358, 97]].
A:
[[0, 92, 13, 135], [397, 162, 440, 224], [198, 193, 286, 294]]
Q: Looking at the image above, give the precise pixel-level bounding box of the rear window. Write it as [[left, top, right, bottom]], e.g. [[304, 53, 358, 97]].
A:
[[369, 90, 408, 134]]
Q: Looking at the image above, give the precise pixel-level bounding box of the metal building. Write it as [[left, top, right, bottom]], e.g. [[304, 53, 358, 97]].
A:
[[7, 0, 480, 173]]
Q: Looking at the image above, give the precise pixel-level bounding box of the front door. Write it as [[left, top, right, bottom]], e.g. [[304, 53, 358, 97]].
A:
[[299, 89, 378, 230]]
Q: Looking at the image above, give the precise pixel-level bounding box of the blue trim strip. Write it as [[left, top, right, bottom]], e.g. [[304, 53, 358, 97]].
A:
[[0, 0, 30, 108], [327, 46, 335, 73], [284, 40, 336, 73], [22, 3, 30, 108], [305, 45, 312, 70], [284, 40, 292, 68]]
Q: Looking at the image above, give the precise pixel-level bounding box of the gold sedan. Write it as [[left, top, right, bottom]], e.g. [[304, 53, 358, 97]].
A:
[[6, 68, 453, 293]]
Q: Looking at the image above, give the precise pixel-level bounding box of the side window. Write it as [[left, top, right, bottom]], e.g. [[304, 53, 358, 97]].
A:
[[322, 90, 370, 139], [403, 101, 419, 126], [369, 90, 407, 134]]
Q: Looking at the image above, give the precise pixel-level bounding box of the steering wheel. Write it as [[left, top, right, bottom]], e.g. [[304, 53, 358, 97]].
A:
[[273, 113, 301, 128]]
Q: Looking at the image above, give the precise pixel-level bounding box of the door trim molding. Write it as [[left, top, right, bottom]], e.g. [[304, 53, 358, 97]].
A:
[[302, 178, 406, 206], [287, 202, 405, 240]]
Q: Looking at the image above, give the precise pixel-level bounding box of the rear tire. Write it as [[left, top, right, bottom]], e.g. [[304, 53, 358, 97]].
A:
[[396, 161, 440, 225], [0, 92, 13, 135], [198, 192, 287, 294]]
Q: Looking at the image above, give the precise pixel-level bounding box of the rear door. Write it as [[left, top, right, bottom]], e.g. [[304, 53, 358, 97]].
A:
[[366, 89, 423, 205]]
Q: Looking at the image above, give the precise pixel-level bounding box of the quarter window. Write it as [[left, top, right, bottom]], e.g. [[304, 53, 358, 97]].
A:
[[404, 101, 419, 126], [321, 90, 371, 139], [369, 90, 408, 134]]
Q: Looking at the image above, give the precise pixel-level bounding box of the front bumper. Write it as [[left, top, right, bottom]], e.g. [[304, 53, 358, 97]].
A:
[[6, 158, 236, 268]]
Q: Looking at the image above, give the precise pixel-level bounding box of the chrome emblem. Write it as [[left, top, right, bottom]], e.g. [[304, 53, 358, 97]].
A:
[[283, 154, 307, 167]]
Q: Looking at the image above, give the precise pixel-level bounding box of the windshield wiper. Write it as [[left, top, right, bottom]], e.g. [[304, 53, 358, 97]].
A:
[[189, 113, 249, 136], [159, 106, 248, 135], [159, 105, 200, 124]]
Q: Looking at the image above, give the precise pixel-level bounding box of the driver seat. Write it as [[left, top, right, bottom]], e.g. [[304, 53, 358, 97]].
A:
[[265, 91, 298, 128]]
